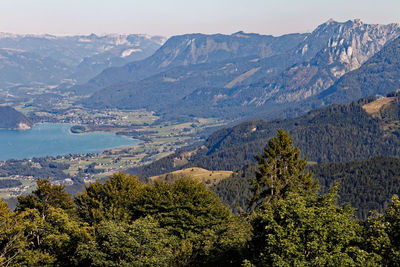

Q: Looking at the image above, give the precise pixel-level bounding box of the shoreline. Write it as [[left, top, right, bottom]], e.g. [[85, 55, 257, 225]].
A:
[[0, 123, 141, 162]]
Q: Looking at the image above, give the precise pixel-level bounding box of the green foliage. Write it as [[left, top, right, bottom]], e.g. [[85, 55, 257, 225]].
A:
[[363, 195, 400, 265], [211, 165, 254, 213], [213, 156, 400, 220], [17, 178, 75, 216], [5, 130, 400, 265], [250, 129, 317, 209], [75, 172, 144, 225], [75, 173, 247, 266], [13, 207, 91, 266], [247, 189, 379, 266], [0, 199, 26, 266], [311, 156, 400, 219], [134, 177, 231, 237], [76, 217, 176, 267], [2, 180, 91, 266], [193, 215, 251, 266]]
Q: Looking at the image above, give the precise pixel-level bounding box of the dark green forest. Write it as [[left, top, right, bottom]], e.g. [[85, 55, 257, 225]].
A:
[[212, 156, 400, 220], [132, 92, 400, 177], [2, 130, 400, 266]]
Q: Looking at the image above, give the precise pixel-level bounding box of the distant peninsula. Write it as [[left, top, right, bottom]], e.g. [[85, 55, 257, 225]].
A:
[[0, 106, 33, 130]]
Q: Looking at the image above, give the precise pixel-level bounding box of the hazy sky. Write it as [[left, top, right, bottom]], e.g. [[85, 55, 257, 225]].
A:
[[1, 0, 400, 37]]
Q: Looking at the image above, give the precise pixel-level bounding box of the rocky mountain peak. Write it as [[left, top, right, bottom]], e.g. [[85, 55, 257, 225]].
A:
[[325, 18, 337, 25]]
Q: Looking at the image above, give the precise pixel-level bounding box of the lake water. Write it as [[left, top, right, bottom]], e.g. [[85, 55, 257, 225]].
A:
[[0, 123, 139, 161]]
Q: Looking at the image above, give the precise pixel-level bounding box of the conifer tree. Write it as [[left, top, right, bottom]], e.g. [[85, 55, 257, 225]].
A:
[[249, 129, 317, 210]]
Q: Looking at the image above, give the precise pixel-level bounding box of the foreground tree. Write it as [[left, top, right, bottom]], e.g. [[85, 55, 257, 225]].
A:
[[0, 199, 26, 266], [17, 178, 75, 216], [246, 187, 380, 266], [245, 131, 378, 266], [363, 195, 400, 265], [133, 177, 231, 236], [75, 172, 144, 225], [76, 217, 177, 267], [10, 180, 91, 266], [75, 173, 249, 266], [249, 129, 317, 210]]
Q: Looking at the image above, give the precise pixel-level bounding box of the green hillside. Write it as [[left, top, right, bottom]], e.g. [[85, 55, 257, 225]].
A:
[[131, 92, 400, 177], [212, 156, 400, 219]]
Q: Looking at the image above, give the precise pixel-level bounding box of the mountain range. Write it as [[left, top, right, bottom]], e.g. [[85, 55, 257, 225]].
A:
[[72, 31, 307, 96], [78, 19, 400, 121], [0, 33, 165, 88]]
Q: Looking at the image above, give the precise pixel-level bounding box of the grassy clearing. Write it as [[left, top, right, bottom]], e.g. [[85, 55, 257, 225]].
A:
[[150, 167, 233, 187], [362, 97, 394, 115]]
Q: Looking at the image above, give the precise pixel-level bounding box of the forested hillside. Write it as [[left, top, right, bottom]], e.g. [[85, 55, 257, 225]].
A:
[[212, 156, 400, 219], [131, 92, 400, 177]]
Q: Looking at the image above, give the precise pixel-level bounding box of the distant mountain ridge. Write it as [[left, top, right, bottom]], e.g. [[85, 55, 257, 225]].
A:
[[0, 49, 71, 88], [316, 34, 400, 105], [0, 33, 165, 87], [81, 19, 400, 122], [0, 106, 32, 130], [74, 31, 307, 95], [169, 19, 400, 118]]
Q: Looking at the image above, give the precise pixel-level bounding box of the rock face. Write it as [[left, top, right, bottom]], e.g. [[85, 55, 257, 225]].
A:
[[317, 35, 400, 106], [267, 19, 400, 104], [219, 19, 400, 107], [0, 106, 32, 130]]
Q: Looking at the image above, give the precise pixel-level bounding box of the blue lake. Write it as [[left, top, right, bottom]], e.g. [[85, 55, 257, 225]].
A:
[[0, 123, 139, 161]]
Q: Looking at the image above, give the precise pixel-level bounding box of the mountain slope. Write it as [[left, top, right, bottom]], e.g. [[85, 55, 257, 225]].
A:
[[167, 20, 400, 119], [212, 156, 400, 219], [0, 33, 165, 67], [83, 19, 400, 122], [83, 54, 299, 110], [0, 33, 165, 87], [130, 92, 400, 177], [0, 106, 32, 130], [74, 32, 307, 95], [316, 34, 400, 105], [0, 49, 71, 87]]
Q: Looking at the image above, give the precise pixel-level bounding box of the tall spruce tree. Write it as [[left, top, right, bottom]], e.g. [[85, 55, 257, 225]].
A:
[[249, 129, 317, 210]]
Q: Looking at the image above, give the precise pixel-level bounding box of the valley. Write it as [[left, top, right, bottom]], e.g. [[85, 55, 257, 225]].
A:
[[0, 102, 226, 202], [2, 3, 400, 263], [2, 18, 400, 222]]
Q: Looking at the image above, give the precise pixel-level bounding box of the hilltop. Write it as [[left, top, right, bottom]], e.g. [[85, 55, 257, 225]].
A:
[[0, 106, 32, 130]]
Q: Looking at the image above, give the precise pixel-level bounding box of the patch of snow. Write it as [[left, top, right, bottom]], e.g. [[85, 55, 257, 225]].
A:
[[121, 48, 143, 58]]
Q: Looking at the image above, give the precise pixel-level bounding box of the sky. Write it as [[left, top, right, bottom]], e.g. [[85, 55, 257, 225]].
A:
[[1, 0, 400, 37]]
